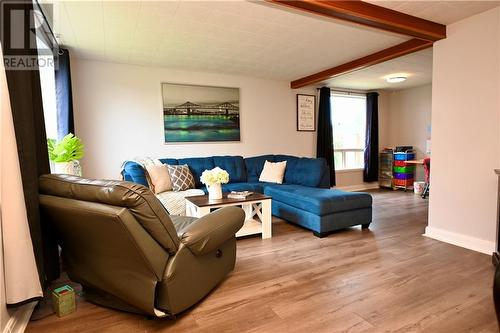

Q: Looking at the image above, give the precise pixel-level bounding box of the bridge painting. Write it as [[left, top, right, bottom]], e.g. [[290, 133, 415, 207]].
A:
[[162, 83, 240, 143]]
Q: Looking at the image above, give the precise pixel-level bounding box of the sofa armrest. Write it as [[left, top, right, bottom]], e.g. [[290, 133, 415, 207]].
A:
[[179, 207, 245, 256], [122, 161, 149, 187]]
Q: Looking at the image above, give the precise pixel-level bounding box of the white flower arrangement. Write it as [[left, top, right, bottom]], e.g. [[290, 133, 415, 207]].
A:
[[200, 167, 230, 186]]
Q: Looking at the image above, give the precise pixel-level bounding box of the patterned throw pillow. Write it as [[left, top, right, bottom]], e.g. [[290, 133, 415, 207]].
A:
[[167, 164, 195, 192]]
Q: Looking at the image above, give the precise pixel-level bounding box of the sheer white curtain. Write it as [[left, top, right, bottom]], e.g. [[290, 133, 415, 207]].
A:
[[0, 44, 43, 304]]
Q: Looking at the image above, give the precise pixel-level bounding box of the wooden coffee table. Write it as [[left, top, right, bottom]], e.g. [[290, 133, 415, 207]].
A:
[[185, 193, 272, 239]]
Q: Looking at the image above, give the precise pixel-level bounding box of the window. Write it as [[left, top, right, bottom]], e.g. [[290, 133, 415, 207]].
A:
[[33, 3, 58, 141], [36, 32, 57, 141], [331, 93, 366, 170]]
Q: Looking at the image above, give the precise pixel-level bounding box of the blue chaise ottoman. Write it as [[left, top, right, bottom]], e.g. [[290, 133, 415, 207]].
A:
[[264, 185, 373, 237]]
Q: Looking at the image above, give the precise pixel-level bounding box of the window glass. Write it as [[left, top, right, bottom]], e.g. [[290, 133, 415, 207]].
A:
[[36, 35, 57, 140], [331, 94, 366, 170]]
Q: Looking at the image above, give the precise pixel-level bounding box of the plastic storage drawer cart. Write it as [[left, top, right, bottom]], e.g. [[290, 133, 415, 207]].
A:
[[379, 149, 393, 188], [393, 150, 416, 191]]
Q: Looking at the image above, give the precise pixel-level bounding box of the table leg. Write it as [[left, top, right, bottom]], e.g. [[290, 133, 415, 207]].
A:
[[197, 206, 211, 218], [261, 200, 272, 239], [185, 202, 210, 218], [185, 201, 196, 217], [242, 203, 253, 220]]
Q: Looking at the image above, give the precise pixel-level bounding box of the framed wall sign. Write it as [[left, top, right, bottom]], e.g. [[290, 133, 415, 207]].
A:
[[296, 94, 316, 131]]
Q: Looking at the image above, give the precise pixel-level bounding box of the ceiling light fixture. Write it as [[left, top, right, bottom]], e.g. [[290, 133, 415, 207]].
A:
[[386, 76, 407, 83]]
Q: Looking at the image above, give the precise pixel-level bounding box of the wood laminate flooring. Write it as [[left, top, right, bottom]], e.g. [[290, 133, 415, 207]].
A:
[[26, 190, 497, 333]]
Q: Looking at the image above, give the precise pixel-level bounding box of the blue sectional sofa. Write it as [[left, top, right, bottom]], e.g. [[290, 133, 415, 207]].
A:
[[122, 155, 372, 237]]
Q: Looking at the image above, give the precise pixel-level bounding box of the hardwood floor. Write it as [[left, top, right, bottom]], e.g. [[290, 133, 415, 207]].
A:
[[27, 190, 498, 333]]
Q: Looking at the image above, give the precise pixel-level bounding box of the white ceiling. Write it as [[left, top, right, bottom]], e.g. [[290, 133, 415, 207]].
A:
[[53, 1, 500, 90], [326, 48, 433, 90], [333, 1, 500, 90], [365, 1, 500, 25], [54, 0, 406, 81]]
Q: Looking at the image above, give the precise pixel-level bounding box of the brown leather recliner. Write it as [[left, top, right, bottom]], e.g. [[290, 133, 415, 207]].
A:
[[38, 174, 244, 317]]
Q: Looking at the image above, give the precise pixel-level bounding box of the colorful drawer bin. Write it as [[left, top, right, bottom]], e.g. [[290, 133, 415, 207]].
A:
[[393, 165, 415, 174], [393, 178, 414, 187], [394, 160, 408, 167], [394, 172, 414, 180], [393, 149, 416, 190], [394, 152, 416, 161]]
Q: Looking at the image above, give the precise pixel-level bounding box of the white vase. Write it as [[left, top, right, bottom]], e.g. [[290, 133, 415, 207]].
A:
[[207, 183, 223, 200], [54, 160, 82, 176]]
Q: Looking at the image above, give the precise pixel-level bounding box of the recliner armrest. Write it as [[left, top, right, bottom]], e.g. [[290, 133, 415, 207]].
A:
[[179, 206, 245, 256]]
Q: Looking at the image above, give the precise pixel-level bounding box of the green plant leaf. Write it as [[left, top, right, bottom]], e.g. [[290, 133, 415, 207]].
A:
[[46, 133, 85, 162]]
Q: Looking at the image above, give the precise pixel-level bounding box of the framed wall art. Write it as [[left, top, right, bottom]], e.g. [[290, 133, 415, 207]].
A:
[[297, 94, 316, 132], [162, 83, 240, 143]]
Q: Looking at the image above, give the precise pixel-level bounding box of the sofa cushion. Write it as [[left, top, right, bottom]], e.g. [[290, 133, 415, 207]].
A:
[[264, 184, 372, 215], [274, 155, 327, 187], [177, 157, 215, 187], [244, 155, 275, 182], [159, 158, 179, 166], [213, 156, 247, 183], [170, 215, 198, 234], [271, 200, 372, 233]]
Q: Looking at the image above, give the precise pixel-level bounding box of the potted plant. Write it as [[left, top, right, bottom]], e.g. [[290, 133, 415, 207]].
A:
[[47, 133, 84, 176], [200, 167, 229, 200]]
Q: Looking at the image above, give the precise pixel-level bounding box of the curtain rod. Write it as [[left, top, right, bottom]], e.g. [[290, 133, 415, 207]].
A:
[[316, 87, 368, 95], [316, 87, 369, 94], [331, 89, 366, 95]]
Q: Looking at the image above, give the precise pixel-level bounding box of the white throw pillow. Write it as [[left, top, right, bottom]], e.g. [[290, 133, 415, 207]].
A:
[[259, 160, 287, 184]]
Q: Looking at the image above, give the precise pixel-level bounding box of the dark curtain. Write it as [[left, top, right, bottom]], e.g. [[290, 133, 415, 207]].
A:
[[55, 48, 75, 140], [1, 1, 60, 291], [363, 92, 379, 182], [316, 87, 335, 186]]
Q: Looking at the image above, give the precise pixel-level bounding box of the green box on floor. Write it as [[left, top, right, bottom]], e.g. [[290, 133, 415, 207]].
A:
[[52, 285, 76, 317]]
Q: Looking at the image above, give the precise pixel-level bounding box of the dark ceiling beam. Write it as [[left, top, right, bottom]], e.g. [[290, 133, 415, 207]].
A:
[[290, 38, 432, 89], [268, 0, 446, 42]]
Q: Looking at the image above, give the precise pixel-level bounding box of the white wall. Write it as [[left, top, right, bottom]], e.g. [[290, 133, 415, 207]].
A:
[[71, 59, 316, 179], [335, 170, 365, 188], [426, 7, 500, 254], [386, 84, 432, 181], [70, 60, 429, 189], [334, 86, 431, 189], [0, 217, 8, 333]]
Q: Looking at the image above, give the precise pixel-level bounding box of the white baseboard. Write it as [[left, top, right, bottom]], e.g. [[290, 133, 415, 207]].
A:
[[2, 301, 36, 333], [424, 226, 495, 255], [336, 182, 380, 192]]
